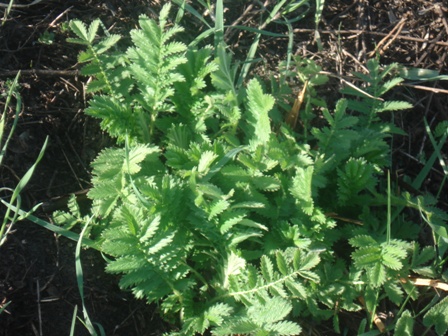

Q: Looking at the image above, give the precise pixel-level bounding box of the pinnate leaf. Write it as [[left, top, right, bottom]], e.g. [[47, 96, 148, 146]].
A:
[[245, 79, 274, 149]]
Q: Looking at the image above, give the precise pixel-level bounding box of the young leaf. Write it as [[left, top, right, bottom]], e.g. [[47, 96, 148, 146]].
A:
[[245, 79, 274, 149]]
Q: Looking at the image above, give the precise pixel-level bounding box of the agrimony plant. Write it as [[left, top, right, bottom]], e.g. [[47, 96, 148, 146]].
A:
[[57, 3, 448, 335]]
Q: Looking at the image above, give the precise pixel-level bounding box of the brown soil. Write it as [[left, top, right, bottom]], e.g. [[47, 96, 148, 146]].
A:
[[0, 1, 447, 335]]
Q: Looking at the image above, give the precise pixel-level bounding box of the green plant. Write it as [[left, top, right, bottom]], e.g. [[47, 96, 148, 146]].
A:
[[0, 73, 48, 246], [38, 30, 55, 45], [46, 2, 448, 335], [0, 74, 48, 318]]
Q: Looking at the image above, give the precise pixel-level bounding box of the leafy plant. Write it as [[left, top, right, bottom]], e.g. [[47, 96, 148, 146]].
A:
[[51, 2, 448, 335]]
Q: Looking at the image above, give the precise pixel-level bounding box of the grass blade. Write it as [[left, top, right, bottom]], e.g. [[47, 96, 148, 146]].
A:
[[0, 72, 21, 165], [0, 300, 11, 314], [172, 0, 211, 28], [70, 305, 78, 336], [214, 0, 224, 49], [314, 0, 325, 50], [76, 215, 99, 335], [0, 136, 48, 245], [0, 202, 98, 249]]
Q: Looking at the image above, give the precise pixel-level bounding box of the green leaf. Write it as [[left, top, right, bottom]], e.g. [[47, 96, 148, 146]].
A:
[[423, 296, 448, 336], [383, 282, 403, 306], [252, 176, 281, 192], [68, 20, 91, 42], [94, 34, 121, 54], [87, 20, 100, 43], [245, 79, 274, 149], [290, 166, 314, 215], [276, 251, 289, 276], [247, 297, 292, 324], [198, 150, 218, 174], [139, 215, 161, 243], [221, 251, 246, 289], [125, 144, 160, 175], [208, 199, 230, 220], [284, 279, 307, 299], [298, 270, 320, 283], [376, 100, 412, 112], [300, 252, 321, 270], [367, 262, 386, 287], [349, 235, 377, 248], [205, 303, 233, 327], [268, 320, 302, 335], [382, 253, 403, 270], [395, 310, 414, 336], [261, 255, 274, 282], [211, 43, 238, 93]]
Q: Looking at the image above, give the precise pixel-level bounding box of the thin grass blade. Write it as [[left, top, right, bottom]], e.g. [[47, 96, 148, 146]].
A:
[[70, 305, 78, 336], [76, 215, 99, 335], [0, 72, 21, 165], [214, 0, 224, 49]]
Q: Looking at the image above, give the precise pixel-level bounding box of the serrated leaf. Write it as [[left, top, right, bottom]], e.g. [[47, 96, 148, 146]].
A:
[[66, 194, 81, 218], [52, 210, 78, 229], [139, 215, 161, 243], [238, 219, 268, 231], [261, 255, 274, 282], [105, 256, 145, 273], [80, 62, 101, 75], [69, 20, 90, 41], [197, 183, 224, 199], [285, 279, 307, 299], [245, 78, 274, 149], [298, 270, 320, 283], [384, 282, 404, 305], [86, 79, 108, 93], [147, 232, 175, 254], [382, 253, 403, 270], [221, 252, 246, 289], [120, 205, 139, 235], [270, 284, 288, 298], [205, 303, 233, 326], [247, 297, 292, 324], [276, 252, 289, 276], [252, 176, 281, 191], [226, 319, 259, 334], [395, 310, 414, 336], [268, 320, 302, 335], [87, 20, 100, 43], [352, 246, 382, 267], [377, 100, 412, 112], [290, 166, 314, 215], [220, 214, 245, 234], [198, 150, 218, 174], [229, 231, 263, 246], [367, 262, 386, 287], [349, 235, 377, 248], [378, 77, 403, 95], [208, 199, 230, 220], [124, 144, 159, 174], [300, 252, 321, 270], [423, 296, 448, 336], [94, 34, 121, 54]]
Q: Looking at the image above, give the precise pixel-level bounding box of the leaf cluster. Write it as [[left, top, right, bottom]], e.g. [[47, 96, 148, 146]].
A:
[[59, 3, 448, 335]]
